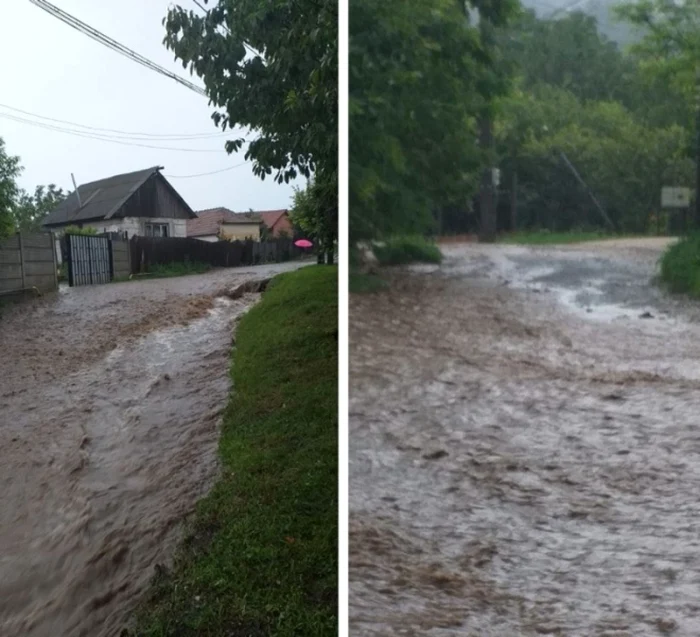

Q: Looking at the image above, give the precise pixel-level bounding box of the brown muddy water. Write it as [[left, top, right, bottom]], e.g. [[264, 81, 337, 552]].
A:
[[350, 240, 700, 636], [0, 263, 303, 637]]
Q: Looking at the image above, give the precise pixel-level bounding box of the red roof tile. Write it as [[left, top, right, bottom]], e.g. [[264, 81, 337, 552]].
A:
[[188, 207, 261, 237]]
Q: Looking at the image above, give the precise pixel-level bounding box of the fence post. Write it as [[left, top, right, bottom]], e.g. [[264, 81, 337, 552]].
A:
[[17, 231, 26, 289], [66, 234, 74, 287], [51, 232, 58, 290], [108, 238, 114, 281]]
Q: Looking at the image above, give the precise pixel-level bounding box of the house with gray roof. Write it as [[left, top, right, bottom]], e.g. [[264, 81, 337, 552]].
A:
[[42, 166, 196, 238]]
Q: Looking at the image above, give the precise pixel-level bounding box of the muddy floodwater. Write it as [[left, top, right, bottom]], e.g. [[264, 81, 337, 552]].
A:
[[0, 263, 302, 637], [350, 239, 700, 636]]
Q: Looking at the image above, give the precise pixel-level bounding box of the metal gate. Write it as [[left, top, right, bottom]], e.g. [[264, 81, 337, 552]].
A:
[[66, 233, 112, 286]]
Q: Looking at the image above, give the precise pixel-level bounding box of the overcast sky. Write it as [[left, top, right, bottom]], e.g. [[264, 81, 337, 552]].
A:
[[0, 0, 299, 212]]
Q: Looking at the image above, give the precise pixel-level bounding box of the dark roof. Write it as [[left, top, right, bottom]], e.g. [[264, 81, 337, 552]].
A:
[[43, 166, 186, 226], [188, 208, 262, 237]]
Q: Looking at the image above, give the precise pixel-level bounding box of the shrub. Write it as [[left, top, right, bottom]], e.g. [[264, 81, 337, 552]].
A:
[[63, 225, 97, 235], [372, 236, 442, 265], [659, 235, 700, 296]]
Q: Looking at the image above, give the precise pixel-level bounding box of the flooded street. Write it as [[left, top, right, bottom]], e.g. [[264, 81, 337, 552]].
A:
[[0, 262, 303, 637], [350, 239, 700, 636]]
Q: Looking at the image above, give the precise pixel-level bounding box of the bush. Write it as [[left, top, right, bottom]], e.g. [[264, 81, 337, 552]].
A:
[[372, 236, 442, 265], [63, 225, 97, 235], [659, 235, 700, 296]]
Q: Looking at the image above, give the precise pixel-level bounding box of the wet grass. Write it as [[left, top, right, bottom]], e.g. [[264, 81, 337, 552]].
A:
[[659, 234, 700, 296], [128, 265, 338, 636], [144, 261, 212, 278], [499, 231, 612, 245], [349, 270, 387, 293], [372, 236, 442, 265]]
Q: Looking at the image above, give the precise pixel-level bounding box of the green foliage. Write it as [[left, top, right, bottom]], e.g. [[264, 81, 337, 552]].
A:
[[130, 266, 338, 636], [349, 271, 387, 294], [63, 225, 97, 235], [163, 0, 336, 182], [373, 236, 443, 266], [290, 172, 337, 262], [349, 0, 518, 242], [163, 0, 337, 251], [497, 84, 693, 233], [12, 184, 67, 233], [0, 138, 21, 239], [616, 0, 700, 105], [145, 261, 211, 278], [660, 236, 700, 296]]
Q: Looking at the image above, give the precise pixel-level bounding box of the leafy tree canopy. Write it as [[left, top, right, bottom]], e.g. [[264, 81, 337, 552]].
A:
[[0, 138, 21, 239], [350, 0, 518, 241], [163, 0, 337, 186], [12, 184, 66, 233]]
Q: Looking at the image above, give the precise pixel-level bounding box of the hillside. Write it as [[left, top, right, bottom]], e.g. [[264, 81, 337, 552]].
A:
[[522, 0, 642, 46]]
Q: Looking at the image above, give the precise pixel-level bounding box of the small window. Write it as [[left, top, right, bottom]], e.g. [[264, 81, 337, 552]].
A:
[[145, 223, 169, 237]]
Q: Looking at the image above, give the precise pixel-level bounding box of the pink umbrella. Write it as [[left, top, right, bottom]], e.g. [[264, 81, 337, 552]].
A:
[[294, 239, 313, 248]]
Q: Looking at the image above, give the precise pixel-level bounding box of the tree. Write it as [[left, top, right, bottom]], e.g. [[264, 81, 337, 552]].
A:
[[12, 184, 66, 233], [349, 0, 518, 242], [496, 85, 693, 233], [0, 138, 21, 239], [616, 0, 700, 103], [163, 0, 337, 249], [290, 171, 337, 264]]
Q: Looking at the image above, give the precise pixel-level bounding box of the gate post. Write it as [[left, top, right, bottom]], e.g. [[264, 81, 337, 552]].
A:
[[108, 238, 114, 281], [66, 234, 74, 287]]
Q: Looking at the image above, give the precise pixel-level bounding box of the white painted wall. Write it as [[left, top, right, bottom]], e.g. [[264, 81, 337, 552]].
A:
[[97, 217, 188, 238], [192, 235, 219, 242]]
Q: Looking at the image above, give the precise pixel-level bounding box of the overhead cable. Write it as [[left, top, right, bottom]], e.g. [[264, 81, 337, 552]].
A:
[[29, 0, 207, 97]]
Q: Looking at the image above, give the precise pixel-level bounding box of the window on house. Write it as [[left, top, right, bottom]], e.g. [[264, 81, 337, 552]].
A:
[[145, 223, 169, 237]]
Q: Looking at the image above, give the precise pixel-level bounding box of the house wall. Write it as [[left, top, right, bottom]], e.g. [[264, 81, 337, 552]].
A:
[[220, 222, 261, 241], [192, 234, 219, 242], [97, 217, 187, 238], [115, 174, 192, 220], [270, 214, 293, 237]]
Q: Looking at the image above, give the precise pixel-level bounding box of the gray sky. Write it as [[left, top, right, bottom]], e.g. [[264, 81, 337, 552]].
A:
[[0, 0, 299, 212]]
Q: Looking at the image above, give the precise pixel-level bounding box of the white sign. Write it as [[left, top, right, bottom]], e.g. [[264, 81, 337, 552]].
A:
[[661, 186, 692, 209]]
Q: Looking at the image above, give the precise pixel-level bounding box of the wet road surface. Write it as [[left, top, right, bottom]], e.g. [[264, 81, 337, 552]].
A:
[[0, 262, 303, 637], [350, 239, 700, 636]]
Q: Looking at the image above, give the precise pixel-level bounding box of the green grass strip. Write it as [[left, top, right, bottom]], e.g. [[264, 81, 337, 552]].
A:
[[130, 265, 338, 636]]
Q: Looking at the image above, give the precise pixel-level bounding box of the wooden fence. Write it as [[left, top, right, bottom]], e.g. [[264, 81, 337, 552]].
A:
[[0, 232, 57, 295], [129, 236, 301, 274]]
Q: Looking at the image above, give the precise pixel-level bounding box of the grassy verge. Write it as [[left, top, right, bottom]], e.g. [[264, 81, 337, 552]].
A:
[[144, 261, 212, 278], [349, 271, 387, 294], [659, 234, 700, 296], [129, 265, 338, 636], [498, 230, 613, 245], [372, 236, 442, 265]]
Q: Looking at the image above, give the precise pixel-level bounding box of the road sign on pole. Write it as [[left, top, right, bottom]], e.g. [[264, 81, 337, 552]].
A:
[[661, 187, 692, 209]]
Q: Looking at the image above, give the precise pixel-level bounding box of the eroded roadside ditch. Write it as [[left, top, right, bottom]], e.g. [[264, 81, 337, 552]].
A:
[[0, 274, 274, 637]]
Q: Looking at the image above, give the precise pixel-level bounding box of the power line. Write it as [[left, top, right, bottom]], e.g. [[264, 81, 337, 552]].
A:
[[0, 102, 233, 140], [165, 162, 250, 178], [0, 111, 228, 152], [29, 0, 207, 97]]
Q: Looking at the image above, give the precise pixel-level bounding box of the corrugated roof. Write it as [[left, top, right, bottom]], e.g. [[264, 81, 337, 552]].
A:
[[43, 166, 162, 226], [188, 208, 262, 237]]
